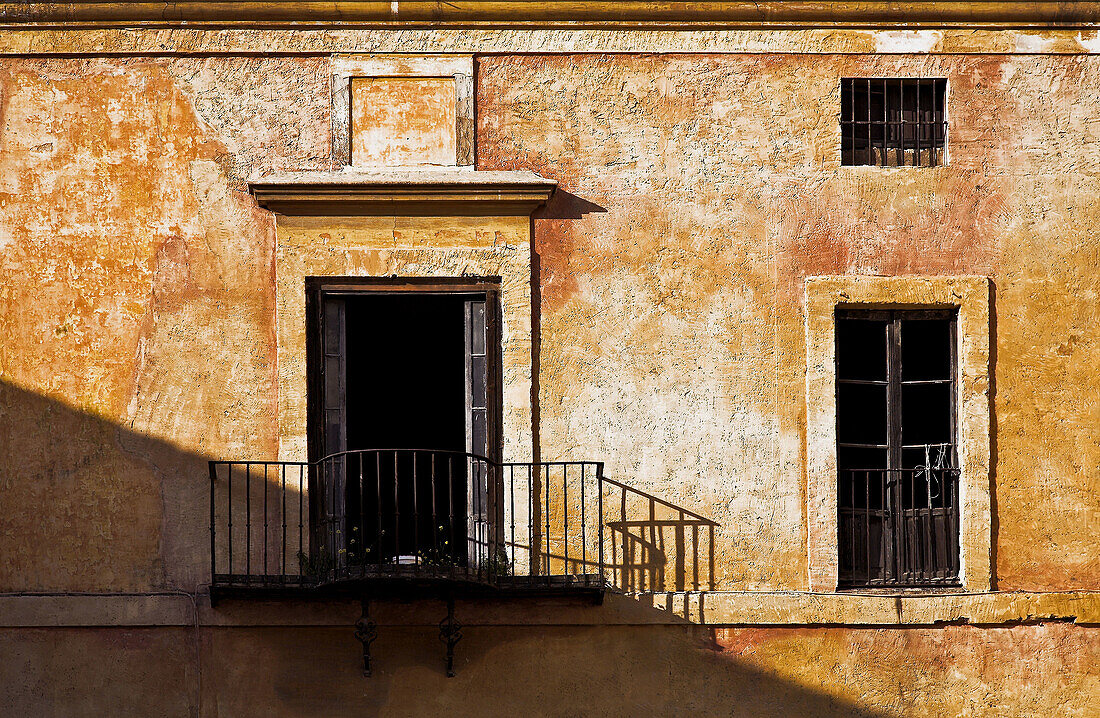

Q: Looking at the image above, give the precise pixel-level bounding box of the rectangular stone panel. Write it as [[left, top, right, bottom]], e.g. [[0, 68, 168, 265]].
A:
[[351, 76, 456, 167]]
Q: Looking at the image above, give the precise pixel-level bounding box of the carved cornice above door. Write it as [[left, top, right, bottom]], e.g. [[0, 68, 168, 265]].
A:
[[248, 170, 556, 217]]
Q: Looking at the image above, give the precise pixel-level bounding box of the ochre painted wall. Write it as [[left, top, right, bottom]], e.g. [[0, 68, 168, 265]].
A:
[[477, 53, 1100, 593], [0, 58, 333, 592], [0, 39, 1097, 717]]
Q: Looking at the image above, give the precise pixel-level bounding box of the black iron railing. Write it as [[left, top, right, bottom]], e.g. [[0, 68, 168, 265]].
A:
[[210, 449, 718, 595], [838, 466, 960, 587], [210, 450, 606, 592]]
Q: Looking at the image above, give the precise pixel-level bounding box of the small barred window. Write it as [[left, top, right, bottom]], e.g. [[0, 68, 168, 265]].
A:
[[841, 79, 947, 167]]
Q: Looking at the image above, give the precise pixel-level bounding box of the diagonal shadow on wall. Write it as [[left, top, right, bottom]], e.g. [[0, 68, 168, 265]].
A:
[[1, 378, 894, 717]]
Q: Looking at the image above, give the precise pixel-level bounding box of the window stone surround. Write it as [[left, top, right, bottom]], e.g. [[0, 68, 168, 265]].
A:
[[804, 275, 992, 592]]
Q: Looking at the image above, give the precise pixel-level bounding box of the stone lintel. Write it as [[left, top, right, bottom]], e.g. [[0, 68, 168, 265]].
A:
[[248, 169, 556, 216]]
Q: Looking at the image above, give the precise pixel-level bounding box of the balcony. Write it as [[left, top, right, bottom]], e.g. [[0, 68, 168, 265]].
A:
[[209, 449, 717, 604]]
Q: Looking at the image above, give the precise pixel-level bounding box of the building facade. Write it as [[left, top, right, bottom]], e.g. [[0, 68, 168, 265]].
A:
[[1, 2, 1098, 715]]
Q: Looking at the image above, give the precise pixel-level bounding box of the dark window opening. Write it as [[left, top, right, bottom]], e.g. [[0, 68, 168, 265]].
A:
[[841, 78, 947, 167], [836, 309, 960, 587], [311, 287, 497, 569]]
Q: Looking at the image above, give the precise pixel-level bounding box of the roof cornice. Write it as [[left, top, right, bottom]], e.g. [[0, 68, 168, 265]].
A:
[[4, 2, 1100, 30], [248, 170, 556, 217]]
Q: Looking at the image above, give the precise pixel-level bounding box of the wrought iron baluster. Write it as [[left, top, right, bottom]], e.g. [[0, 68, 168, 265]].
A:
[[357, 454, 365, 574], [597, 464, 604, 585], [376, 451, 382, 571], [544, 463, 551, 580], [864, 470, 871, 584], [579, 463, 586, 578], [562, 464, 569, 575], [209, 462, 217, 582], [447, 455, 454, 573], [527, 463, 535, 576], [412, 450, 419, 573], [393, 451, 400, 565], [430, 452, 438, 565], [263, 463, 269, 579], [509, 465, 516, 580], [298, 465, 304, 579]]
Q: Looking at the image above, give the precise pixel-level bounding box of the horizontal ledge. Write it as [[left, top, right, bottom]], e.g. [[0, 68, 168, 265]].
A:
[[3, 2, 1100, 28], [210, 574, 606, 606], [248, 169, 556, 216], [1, 590, 1097, 627]]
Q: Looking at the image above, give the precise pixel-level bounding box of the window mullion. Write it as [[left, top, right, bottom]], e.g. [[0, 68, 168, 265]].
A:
[[885, 313, 903, 582]]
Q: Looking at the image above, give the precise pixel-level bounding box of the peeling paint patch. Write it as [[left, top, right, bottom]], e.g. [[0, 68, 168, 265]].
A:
[[873, 30, 942, 53], [351, 76, 457, 167], [1016, 34, 1059, 53], [1076, 31, 1100, 53]]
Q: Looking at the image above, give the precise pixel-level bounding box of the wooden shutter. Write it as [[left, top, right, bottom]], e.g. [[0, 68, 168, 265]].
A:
[[465, 299, 489, 565], [465, 299, 488, 457], [321, 296, 347, 567], [322, 297, 348, 456]]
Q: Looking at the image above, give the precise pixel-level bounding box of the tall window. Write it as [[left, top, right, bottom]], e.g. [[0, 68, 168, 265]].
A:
[[841, 78, 947, 167], [836, 309, 960, 587]]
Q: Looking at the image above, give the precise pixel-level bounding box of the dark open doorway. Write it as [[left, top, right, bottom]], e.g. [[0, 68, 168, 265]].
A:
[[345, 293, 469, 453], [307, 279, 501, 570]]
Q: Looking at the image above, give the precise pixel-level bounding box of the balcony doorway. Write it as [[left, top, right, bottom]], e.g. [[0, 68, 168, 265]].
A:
[[307, 279, 501, 572]]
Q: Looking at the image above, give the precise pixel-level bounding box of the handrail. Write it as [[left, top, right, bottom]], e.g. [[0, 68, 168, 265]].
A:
[[313, 448, 496, 467]]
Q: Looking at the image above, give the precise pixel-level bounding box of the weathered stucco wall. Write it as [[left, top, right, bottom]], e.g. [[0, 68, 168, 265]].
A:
[[0, 58, 329, 592], [0, 32, 1097, 718], [477, 52, 1100, 593]]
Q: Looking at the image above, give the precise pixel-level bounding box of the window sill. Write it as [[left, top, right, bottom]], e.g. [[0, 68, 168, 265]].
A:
[[638, 589, 1100, 626], [835, 585, 964, 595]]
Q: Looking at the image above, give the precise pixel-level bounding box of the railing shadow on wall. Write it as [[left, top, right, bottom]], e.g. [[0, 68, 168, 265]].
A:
[[600, 476, 718, 593]]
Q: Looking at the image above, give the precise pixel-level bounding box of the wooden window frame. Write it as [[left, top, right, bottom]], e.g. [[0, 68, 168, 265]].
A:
[[304, 276, 505, 467], [835, 308, 961, 588]]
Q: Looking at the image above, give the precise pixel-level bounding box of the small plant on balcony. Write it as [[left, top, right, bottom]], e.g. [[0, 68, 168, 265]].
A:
[[486, 548, 513, 577], [417, 525, 456, 572], [346, 525, 375, 566]]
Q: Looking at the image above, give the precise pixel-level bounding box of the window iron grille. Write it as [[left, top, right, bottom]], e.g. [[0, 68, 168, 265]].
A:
[[841, 78, 947, 167]]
